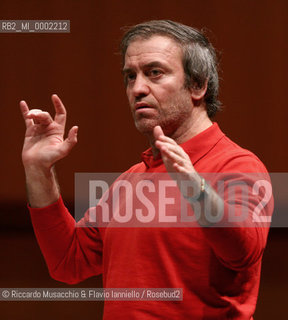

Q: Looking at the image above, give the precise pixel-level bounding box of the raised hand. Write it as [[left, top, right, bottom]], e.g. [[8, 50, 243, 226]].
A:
[[20, 94, 78, 169], [153, 125, 204, 201], [20, 94, 78, 207], [153, 126, 196, 177], [154, 125, 223, 226]]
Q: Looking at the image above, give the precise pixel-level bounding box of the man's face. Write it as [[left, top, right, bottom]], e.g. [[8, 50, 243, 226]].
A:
[[123, 35, 193, 137]]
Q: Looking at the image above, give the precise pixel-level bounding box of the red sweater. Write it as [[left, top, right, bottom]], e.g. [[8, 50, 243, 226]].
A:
[[29, 123, 273, 319]]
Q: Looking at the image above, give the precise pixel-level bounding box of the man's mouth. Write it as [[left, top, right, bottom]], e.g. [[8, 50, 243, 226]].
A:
[[135, 102, 153, 110], [137, 105, 150, 109]]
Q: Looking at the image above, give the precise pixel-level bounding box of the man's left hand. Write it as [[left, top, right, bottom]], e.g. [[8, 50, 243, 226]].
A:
[[154, 126, 196, 177]]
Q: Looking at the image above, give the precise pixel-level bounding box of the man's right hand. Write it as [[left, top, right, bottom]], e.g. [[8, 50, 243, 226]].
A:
[[20, 94, 78, 169], [20, 94, 78, 207]]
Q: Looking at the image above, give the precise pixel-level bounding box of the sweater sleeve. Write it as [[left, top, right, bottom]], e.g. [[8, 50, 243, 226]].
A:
[[201, 155, 274, 271], [29, 196, 103, 284]]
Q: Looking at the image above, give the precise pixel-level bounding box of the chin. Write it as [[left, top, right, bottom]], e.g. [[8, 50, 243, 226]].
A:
[[134, 119, 157, 135]]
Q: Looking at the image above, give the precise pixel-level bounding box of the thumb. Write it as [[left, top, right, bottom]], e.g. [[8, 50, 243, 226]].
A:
[[153, 125, 164, 141]]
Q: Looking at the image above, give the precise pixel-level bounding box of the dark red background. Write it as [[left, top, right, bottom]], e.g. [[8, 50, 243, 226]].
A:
[[0, 0, 287, 319]]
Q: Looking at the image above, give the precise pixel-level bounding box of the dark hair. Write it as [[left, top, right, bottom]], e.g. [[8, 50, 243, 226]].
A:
[[120, 20, 221, 118]]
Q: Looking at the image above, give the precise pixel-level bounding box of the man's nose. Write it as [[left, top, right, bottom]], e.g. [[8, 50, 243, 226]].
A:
[[131, 75, 150, 97]]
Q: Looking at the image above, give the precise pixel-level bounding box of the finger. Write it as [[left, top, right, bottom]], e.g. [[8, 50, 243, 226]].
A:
[[61, 126, 78, 155], [51, 94, 66, 126], [156, 140, 187, 158], [19, 100, 34, 128], [156, 134, 178, 146], [19, 100, 29, 115], [159, 143, 194, 174], [26, 110, 53, 125], [153, 126, 164, 141], [173, 162, 188, 173], [160, 146, 186, 167], [153, 125, 178, 146]]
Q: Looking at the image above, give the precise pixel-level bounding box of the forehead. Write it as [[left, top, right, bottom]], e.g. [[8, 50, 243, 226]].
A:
[[124, 35, 183, 68]]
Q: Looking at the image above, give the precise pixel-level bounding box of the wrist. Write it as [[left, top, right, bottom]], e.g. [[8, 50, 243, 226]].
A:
[[180, 172, 203, 200], [24, 165, 60, 208], [24, 162, 53, 176]]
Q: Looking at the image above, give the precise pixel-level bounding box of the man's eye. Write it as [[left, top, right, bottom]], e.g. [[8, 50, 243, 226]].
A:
[[125, 73, 136, 82], [149, 69, 162, 77]]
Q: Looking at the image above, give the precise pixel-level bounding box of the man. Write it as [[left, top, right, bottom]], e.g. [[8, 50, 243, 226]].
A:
[[20, 20, 273, 319]]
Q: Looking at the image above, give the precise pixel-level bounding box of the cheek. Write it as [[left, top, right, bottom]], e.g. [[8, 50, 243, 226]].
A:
[[126, 89, 133, 104], [153, 85, 175, 102], [154, 85, 184, 105]]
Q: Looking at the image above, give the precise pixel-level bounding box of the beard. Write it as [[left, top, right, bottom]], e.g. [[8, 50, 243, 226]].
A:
[[132, 91, 193, 139]]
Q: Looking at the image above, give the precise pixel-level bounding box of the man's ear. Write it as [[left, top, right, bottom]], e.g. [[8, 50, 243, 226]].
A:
[[190, 80, 208, 101]]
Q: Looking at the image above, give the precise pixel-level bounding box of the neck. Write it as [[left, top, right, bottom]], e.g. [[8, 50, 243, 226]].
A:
[[150, 107, 213, 157]]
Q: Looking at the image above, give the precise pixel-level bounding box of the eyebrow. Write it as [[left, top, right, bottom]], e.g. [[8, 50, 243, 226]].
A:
[[122, 61, 168, 75]]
